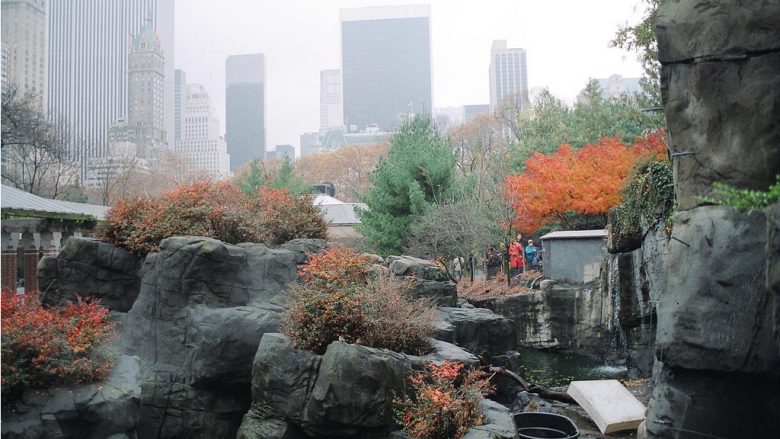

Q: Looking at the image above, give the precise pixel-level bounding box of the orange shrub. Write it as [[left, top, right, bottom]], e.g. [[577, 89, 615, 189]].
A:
[[1, 289, 116, 405], [98, 182, 328, 256], [281, 247, 434, 355], [394, 361, 494, 439]]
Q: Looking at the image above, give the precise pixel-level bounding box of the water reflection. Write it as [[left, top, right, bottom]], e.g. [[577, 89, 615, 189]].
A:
[[519, 347, 628, 388]]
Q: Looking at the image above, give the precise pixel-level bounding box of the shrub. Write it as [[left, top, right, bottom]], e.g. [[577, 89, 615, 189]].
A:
[[281, 247, 435, 355], [699, 174, 780, 213], [98, 181, 328, 256], [1, 289, 116, 405], [394, 361, 495, 439]]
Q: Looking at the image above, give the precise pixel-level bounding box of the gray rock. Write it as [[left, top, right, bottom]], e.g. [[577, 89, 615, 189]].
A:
[[301, 341, 412, 437], [37, 238, 144, 312], [117, 236, 301, 439], [657, 0, 780, 212], [420, 339, 481, 368], [768, 202, 780, 351], [1, 355, 142, 439], [249, 334, 321, 423], [384, 255, 458, 306], [386, 255, 450, 281], [657, 207, 778, 374], [240, 334, 482, 438], [656, 0, 780, 64], [278, 238, 329, 264], [439, 307, 517, 358], [136, 379, 248, 439], [644, 363, 780, 439], [236, 412, 302, 439], [120, 237, 293, 385], [432, 319, 456, 343], [408, 278, 458, 307]]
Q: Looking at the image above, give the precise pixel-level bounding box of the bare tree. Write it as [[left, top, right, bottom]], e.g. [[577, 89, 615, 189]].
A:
[[86, 142, 146, 205], [1, 84, 80, 199]]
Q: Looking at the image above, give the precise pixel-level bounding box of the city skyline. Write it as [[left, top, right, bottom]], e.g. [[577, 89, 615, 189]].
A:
[[175, 0, 645, 156]]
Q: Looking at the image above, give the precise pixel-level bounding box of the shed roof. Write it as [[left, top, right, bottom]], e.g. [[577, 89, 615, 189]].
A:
[[1, 185, 110, 221], [540, 229, 607, 240], [318, 203, 367, 226]]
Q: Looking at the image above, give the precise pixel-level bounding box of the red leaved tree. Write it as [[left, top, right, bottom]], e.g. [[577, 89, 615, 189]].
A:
[[505, 130, 667, 233]]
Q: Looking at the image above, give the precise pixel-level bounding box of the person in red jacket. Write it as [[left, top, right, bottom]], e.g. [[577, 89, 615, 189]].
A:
[[509, 235, 523, 276]]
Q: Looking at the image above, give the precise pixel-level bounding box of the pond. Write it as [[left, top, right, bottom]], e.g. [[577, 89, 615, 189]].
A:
[[519, 347, 628, 388]]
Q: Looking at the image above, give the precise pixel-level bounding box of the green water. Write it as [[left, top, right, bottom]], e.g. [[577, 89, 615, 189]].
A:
[[519, 347, 628, 388]]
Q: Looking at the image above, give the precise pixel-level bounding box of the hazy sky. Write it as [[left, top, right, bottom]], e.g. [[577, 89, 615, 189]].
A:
[[175, 0, 646, 155]]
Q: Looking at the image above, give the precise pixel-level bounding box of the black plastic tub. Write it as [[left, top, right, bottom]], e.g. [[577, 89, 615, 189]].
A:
[[513, 412, 580, 439]]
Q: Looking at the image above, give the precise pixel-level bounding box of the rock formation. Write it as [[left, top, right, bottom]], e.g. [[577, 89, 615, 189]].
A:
[[643, 1, 780, 437], [37, 238, 144, 312]]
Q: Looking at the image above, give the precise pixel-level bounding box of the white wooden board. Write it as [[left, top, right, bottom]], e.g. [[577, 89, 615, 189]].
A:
[[567, 379, 646, 434]]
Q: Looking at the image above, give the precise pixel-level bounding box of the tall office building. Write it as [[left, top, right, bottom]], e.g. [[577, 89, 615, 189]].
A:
[[1, 43, 9, 92], [107, 16, 167, 163], [174, 69, 187, 142], [225, 53, 266, 170], [320, 69, 343, 132], [275, 144, 295, 161], [340, 5, 432, 133], [300, 132, 318, 157], [175, 83, 230, 178], [48, 1, 174, 175], [1, 0, 48, 103], [489, 40, 528, 114]]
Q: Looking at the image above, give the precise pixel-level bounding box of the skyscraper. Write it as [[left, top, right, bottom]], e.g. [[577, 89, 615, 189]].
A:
[[107, 15, 167, 163], [320, 69, 343, 132], [340, 5, 432, 133], [1, 0, 48, 103], [175, 83, 230, 179], [174, 69, 187, 142], [225, 53, 266, 170], [48, 0, 174, 175], [489, 40, 528, 114]]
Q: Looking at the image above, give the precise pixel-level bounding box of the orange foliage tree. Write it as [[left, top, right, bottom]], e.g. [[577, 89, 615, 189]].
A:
[[505, 130, 667, 233]]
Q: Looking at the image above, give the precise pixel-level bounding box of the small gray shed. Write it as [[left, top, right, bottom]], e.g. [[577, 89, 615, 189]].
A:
[[540, 230, 608, 284]]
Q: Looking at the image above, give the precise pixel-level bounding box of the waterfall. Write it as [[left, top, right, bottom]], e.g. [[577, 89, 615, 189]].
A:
[[606, 256, 628, 367]]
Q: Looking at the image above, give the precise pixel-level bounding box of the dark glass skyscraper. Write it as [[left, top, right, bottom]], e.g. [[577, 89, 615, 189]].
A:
[[225, 53, 266, 171], [340, 5, 432, 133]]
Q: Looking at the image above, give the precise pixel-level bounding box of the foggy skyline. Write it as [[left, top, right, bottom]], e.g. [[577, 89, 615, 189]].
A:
[[175, 0, 646, 156]]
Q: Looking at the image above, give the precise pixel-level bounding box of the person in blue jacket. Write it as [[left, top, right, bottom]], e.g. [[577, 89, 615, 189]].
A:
[[525, 239, 540, 270]]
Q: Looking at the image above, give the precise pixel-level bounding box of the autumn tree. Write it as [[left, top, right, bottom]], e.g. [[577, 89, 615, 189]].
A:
[[295, 142, 390, 202], [357, 115, 456, 256], [505, 130, 667, 233]]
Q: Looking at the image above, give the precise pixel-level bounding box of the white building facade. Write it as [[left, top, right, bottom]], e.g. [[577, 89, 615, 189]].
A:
[[1, 0, 48, 102], [489, 40, 528, 114], [320, 69, 343, 132], [175, 83, 230, 179]]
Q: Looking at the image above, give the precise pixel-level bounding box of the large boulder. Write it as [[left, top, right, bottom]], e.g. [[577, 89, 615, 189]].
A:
[[769, 202, 780, 351], [385, 255, 458, 306], [118, 236, 305, 439], [656, 0, 780, 211], [240, 333, 482, 438], [37, 238, 144, 312], [120, 236, 294, 384], [1, 355, 142, 439], [644, 362, 780, 439], [656, 207, 778, 374], [439, 307, 517, 358]]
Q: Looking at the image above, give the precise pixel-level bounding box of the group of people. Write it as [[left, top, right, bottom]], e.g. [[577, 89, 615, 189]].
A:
[[450, 234, 543, 281]]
